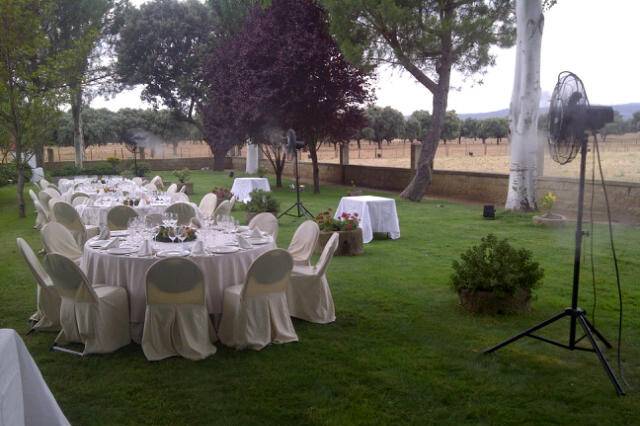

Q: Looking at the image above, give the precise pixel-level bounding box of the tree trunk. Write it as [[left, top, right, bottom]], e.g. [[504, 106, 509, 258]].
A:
[[34, 143, 44, 167], [400, 78, 450, 201], [212, 145, 228, 171], [14, 135, 26, 218], [505, 0, 544, 211], [71, 85, 84, 169], [308, 140, 320, 193]]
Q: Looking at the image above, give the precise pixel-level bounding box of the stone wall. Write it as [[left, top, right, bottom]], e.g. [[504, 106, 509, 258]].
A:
[[46, 156, 640, 223], [46, 157, 233, 172]]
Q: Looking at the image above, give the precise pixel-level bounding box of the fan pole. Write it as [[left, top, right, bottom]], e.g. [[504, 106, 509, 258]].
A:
[[484, 135, 625, 396], [278, 147, 313, 219]]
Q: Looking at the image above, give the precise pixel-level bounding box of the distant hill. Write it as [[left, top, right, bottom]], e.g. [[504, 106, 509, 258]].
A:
[[458, 103, 640, 120]]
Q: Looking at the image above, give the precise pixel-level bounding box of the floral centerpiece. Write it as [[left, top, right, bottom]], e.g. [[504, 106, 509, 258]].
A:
[[315, 208, 363, 256], [533, 191, 566, 227], [154, 226, 197, 243]]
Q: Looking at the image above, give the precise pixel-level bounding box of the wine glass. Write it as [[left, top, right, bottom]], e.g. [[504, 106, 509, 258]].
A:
[[168, 227, 177, 246], [177, 225, 188, 251]]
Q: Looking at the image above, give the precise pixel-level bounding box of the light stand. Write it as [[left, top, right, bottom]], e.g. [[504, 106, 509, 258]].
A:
[[278, 146, 313, 219], [484, 133, 625, 396]]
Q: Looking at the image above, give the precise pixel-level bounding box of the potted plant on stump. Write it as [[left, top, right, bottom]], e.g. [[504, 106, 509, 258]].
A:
[[451, 234, 544, 315], [245, 189, 279, 222], [533, 192, 566, 227], [315, 209, 363, 256], [173, 168, 193, 194]]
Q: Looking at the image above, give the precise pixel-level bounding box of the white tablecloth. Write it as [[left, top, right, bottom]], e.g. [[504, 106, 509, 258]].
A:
[[0, 329, 69, 426], [76, 202, 171, 227], [81, 236, 276, 328], [230, 178, 271, 203], [334, 196, 400, 243]]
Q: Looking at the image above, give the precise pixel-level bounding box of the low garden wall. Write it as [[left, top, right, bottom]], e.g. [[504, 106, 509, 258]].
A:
[[44, 155, 640, 223]]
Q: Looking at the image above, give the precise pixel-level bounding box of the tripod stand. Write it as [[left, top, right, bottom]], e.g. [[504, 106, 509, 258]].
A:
[[484, 134, 625, 396], [278, 146, 313, 219]]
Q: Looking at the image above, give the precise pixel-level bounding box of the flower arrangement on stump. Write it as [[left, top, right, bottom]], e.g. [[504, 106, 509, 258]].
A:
[[315, 209, 363, 256], [533, 192, 566, 227]]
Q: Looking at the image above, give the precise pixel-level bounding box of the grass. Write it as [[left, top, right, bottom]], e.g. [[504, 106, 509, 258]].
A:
[[1, 170, 639, 425]]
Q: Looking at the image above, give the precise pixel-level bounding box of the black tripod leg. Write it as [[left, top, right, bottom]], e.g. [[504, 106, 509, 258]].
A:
[[278, 203, 298, 218], [577, 314, 625, 395], [484, 311, 568, 354], [300, 203, 314, 218], [581, 315, 613, 349]]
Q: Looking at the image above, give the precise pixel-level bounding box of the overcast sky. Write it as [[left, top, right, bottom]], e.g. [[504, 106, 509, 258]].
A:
[[92, 0, 640, 115]]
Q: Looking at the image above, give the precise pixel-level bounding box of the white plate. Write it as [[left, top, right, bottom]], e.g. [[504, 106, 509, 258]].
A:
[[106, 247, 138, 255], [111, 230, 129, 237], [237, 226, 250, 232], [89, 240, 112, 248], [209, 246, 240, 254], [249, 238, 270, 245], [157, 249, 190, 257]]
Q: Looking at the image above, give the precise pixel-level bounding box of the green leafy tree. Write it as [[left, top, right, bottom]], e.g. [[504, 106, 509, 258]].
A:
[[441, 110, 461, 144], [461, 117, 480, 143], [409, 110, 432, 141], [46, 0, 128, 168], [323, 0, 515, 200], [0, 0, 76, 217], [366, 105, 405, 148], [631, 111, 640, 132], [403, 117, 421, 142]]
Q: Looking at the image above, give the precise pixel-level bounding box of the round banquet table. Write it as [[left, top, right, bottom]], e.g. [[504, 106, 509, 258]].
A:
[[81, 235, 276, 341], [230, 177, 271, 203], [76, 200, 173, 227]]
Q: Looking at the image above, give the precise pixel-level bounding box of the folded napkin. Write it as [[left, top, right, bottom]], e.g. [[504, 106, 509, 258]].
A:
[[190, 217, 202, 229], [103, 238, 120, 250], [250, 227, 263, 238], [98, 227, 111, 240], [237, 235, 252, 249], [137, 239, 153, 256], [191, 240, 205, 255]]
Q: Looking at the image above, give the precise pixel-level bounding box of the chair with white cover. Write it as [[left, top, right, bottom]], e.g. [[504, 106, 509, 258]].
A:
[[38, 178, 50, 189], [144, 182, 157, 192], [38, 190, 54, 216], [44, 187, 61, 198], [40, 222, 83, 264], [165, 202, 197, 225], [166, 183, 178, 194], [70, 192, 90, 204], [16, 238, 61, 332], [29, 189, 49, 229], [71, 196, 90, 207], [212, 199, 231, 220], [248, 212, 279, 241], [132, 177, 143, 186], [107, 205, 139, 230], [141, 258, 217, 361], [286, 232, 339, 324], [51, 201, 99, 246], [229, 196, 236, 211], [178, 184, 186, 193], [218, 249, 298, 350], [150, 175, 164, 190], [170, 192, 190, 203], [287, 220, 320, 266], [43, 253, 130, 355], [198, 193, 218, 218]]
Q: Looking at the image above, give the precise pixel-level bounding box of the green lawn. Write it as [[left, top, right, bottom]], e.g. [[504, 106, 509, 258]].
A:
[[1, 170, 639, 425]]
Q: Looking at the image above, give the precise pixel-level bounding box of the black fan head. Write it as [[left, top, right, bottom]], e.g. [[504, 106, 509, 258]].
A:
[[548, 72, 589, 164]]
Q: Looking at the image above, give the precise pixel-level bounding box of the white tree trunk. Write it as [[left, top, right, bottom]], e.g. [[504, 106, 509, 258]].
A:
[[505, 0, 544, 211]]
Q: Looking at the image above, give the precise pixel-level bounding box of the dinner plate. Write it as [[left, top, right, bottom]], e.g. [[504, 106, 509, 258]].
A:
[[111, 230, 129, 237], [209, 246, 240, 254], [248, 237, 270, 245], [157, 249, 190, 257], [89, 240, 112, 249], [106, 247, 138, 255]]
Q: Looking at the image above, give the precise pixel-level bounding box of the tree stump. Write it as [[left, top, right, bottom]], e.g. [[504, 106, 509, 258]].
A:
[[317, 228, 363, 256]]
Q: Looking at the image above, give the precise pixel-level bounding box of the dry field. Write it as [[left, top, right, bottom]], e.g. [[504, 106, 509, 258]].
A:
[[46, 132, 640, 182]]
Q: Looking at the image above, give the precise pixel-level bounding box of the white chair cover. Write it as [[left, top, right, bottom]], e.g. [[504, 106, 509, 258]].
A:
[[213, 200, 231, 219], [40, 223, 82, 264], [166, 183, 178, 194], [219, 249, 298, 350], [48, 197, 62, 213], [39, 178, 50, 189], [38, 191, 53, 216], [165, 202, 196, 225], [178, 184, 186, 193], [248, 212, 279, 241], [29, 189, 48, 229], [229, 196, 236, 211], [43, 253, 130, 355], [52, 201, 99, 246], [170, 192, 190, 203], [132, 177, 143, 186], [44, 187, 61, 198], [16, 238, 61, 331], [144, 182, 157, 192], [287, 220, 320, 266], [286, 232, 339, 324], [71, 196, 89, 207], [150, 175, 164, 190], [198, 193, 218, 219], [106, 205, 139, 230], [141, 258, 217, 361], [70, 192, 90, 204]]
